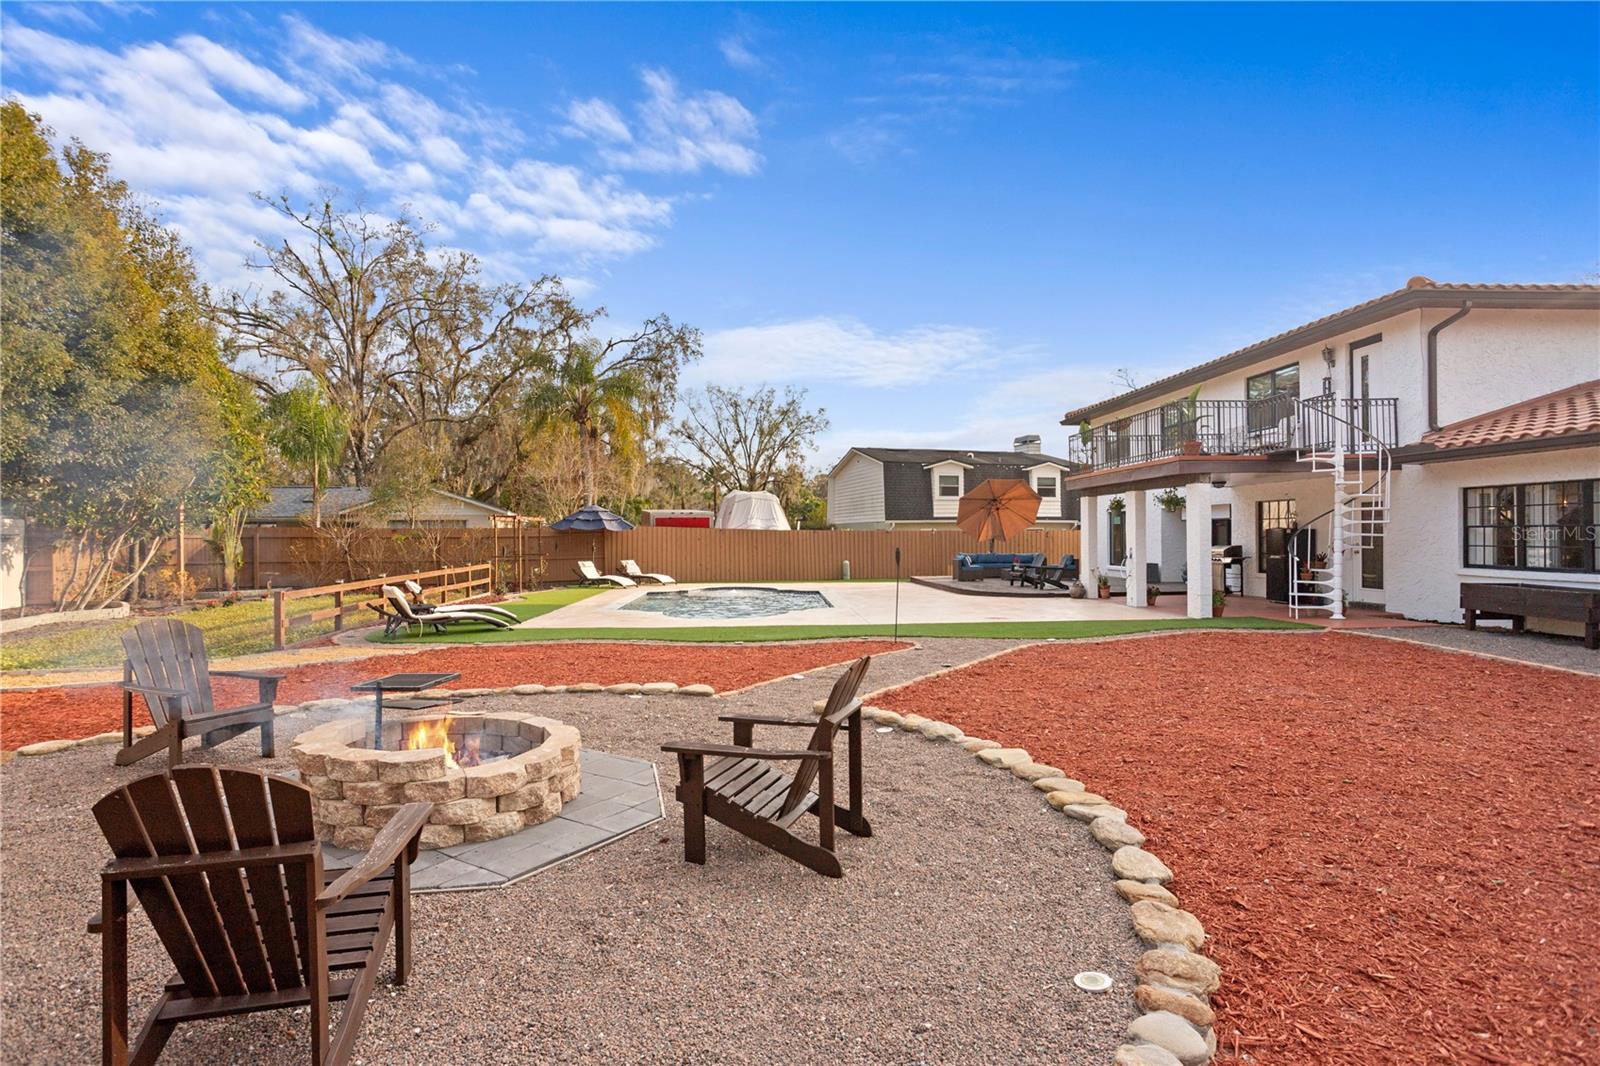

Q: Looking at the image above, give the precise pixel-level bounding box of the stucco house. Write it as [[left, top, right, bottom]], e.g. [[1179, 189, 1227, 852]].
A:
[[247, 486, 515, 528], [1061, 277, 1599, 632], [827, 436, 1080, 529]]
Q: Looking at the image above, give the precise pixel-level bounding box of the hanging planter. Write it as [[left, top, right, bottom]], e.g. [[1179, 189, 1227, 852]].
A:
[[1154, 488, 1185, 514]]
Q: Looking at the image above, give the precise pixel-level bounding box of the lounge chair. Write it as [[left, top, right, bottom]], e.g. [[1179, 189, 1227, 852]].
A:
[[89, 765, 431, 1066], [118, 619, 284, 769], [381, 585, 512, 635], [576, 560, 635, 587], [400, 579, 519, 623], [661, 656, 873, 878], [620, 559, 675, 584], [1024, 555, 1079, 590]]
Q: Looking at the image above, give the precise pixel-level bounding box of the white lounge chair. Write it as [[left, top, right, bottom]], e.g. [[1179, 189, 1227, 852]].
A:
[[381, 586, 513, 635], [577, 560, 635, 587], [400, 579, 519, 623], [620, 559, 675, 584]]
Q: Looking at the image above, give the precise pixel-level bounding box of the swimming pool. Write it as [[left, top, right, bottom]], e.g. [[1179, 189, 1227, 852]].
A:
[[619, 587, 832, 620]]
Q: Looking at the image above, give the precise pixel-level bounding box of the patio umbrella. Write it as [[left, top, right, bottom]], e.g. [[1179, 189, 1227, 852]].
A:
[[548, 504, 635, 531], [957, 479, 1040, 547]]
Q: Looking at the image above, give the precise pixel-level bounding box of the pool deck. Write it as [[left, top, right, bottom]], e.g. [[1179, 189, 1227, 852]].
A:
[[515, 580, 1153, 629]]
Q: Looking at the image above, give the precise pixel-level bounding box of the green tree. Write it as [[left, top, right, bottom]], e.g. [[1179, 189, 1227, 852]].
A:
[[1, 102, 265, 607], [264, 378, 348, 527], [523, 318, 700, 506]]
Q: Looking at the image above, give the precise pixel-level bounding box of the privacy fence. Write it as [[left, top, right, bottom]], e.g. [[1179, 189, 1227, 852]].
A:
[[17, 524, 1081, 606]]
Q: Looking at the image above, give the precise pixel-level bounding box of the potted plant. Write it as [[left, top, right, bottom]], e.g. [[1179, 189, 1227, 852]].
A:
[[1154, 488, 1185, 514], [1178, 385, 1206, 455], [1147, 583, 1162, 605], [1096, 572, 1112, 599], [1108, 496, 1125, 516], [1212, 589, 1228, 617]]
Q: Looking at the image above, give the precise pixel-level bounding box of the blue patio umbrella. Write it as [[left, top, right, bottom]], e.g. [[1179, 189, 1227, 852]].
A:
[[548, 504, 635, 531]]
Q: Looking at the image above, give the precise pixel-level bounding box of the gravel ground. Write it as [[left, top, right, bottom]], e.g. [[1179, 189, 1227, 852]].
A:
[[1342, 623, 1600, 675], [1, 639, 1142, 1065]]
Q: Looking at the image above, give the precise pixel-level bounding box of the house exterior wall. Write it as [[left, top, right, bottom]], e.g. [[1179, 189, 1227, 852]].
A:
[[928, 460, 969, 519], [378, 496, 502, 528], [1385, 446, 1600, 629], [826, 452, 886, 527]]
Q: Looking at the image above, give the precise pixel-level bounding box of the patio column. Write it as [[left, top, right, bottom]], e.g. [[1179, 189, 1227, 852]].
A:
[[1126, 489, 1148, 607], [1185, 481, 1214, 619], [1079, 493, 1098, 584]]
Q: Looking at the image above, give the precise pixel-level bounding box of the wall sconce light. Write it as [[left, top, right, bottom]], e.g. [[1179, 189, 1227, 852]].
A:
[[1321, 345, 1336, 368]]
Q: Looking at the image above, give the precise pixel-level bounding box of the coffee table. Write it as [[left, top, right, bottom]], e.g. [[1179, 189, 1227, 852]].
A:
[[350, 671, 462, 742]]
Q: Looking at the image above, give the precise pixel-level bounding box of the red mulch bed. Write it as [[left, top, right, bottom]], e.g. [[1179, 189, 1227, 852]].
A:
[[877, 632, 1600, 1066], [0, 641, 904, 751]]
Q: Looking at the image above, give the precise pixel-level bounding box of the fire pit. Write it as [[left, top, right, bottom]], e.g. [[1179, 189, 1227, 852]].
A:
[[291, 710, 581, 850]]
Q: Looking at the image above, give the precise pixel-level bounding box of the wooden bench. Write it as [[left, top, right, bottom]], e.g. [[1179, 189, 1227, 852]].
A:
[[1461, 582, 1600, 650]]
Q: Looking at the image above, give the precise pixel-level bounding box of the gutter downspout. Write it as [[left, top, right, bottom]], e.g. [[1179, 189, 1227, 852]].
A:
[[1427, 301, 1473, 431]]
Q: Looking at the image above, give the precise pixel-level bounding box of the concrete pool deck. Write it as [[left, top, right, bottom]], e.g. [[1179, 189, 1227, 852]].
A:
[[514, 580, 1154, 630]]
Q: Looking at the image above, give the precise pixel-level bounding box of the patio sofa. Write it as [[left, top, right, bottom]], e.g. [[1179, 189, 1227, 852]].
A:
[[953, 552, 1044, 581]]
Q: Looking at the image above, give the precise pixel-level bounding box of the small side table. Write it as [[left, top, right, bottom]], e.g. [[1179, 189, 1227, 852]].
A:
[[350, 671, 462, 745]]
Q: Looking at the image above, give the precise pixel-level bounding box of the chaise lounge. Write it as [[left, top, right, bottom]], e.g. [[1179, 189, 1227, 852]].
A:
[[576, 560, 636, 587]]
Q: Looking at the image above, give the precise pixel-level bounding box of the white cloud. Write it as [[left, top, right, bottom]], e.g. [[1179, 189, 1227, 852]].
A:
[[718, 33, 762, 72], [694, 317, 1004, 388], [2, 15, 688, 290], [565, 67, 760, 176]]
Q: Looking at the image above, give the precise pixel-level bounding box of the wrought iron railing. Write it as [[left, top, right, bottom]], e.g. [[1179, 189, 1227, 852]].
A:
[[1068, 396, 1398, 473]]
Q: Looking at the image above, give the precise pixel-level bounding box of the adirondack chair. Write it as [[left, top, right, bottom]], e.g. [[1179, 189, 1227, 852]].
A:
[[119, 619, 284, 769], [89, 766, 431, 1065], [661, 656, 873, 878]]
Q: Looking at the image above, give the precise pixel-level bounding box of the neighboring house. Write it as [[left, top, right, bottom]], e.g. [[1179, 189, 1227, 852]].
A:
[[827, 436, 1080, 529], [246, 486, 515, 528], [1061, 276, 1600, 633]]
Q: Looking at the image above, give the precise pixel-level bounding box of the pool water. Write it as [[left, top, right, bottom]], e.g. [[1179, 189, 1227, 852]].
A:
[[620, 587, 832, 620]]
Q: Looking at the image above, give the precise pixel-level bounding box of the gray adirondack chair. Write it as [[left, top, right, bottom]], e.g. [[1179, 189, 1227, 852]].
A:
[[118, 619, 284, 768]]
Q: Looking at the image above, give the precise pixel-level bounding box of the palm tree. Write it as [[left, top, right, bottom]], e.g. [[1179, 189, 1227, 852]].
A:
[[523, 340, 645, 507], [264, 379, 348, 526]]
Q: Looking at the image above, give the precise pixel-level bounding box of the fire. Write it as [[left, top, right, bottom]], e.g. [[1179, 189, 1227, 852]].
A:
[[401, 717, 483, 767]]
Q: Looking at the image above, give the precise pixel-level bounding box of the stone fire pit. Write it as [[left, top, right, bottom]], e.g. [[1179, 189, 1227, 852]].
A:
[[291, 710, 581, 850]]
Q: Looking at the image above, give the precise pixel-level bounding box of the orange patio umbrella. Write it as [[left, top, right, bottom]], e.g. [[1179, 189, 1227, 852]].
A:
[[957, 479, 1041, 548]]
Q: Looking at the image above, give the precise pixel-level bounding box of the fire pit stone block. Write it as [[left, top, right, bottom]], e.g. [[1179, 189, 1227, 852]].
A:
[[429, 797, 498, 825], [377, 749, 449, 783], [342, 780, 408, 805], [464, 811, 526, 842], [402, 768, 466, 803]]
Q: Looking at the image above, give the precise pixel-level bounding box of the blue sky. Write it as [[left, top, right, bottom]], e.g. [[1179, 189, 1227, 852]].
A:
[[4, 2, 1596, 465]]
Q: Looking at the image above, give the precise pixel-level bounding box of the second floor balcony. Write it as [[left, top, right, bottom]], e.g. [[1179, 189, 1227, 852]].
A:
[[1069, 395, 1398, 474]]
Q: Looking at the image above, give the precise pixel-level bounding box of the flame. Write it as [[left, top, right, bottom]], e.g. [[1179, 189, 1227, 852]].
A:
[[400, 717, 482, 767]]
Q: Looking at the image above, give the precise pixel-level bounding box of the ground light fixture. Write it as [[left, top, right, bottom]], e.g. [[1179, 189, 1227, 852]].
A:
[[1073, 971, 1113, 992]]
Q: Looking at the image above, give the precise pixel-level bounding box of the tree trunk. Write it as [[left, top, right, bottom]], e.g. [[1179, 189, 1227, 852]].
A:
[[312, 454, 323, 528], [97, 538, 163, 609], [582, 422, 598, 506]]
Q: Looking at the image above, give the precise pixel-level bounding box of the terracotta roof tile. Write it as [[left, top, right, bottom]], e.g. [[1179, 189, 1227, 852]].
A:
[[1421, 379, 1600, 450]]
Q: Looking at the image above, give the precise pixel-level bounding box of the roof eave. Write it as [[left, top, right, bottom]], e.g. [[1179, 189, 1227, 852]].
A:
[[1060, 286, 1600, 425]]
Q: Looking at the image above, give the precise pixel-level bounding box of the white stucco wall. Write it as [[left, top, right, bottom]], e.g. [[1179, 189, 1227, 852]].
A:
[[827, 452, 885, 527], [1431, 309, 1600, 432], [1384, 446, 1600, 627]]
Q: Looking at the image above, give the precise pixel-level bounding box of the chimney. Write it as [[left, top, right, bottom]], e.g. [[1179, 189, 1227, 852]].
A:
[[1013, 433, 1042, 455]]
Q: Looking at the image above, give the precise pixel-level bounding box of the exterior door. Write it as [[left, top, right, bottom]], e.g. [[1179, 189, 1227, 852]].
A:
[[1358, 501, 1385, 603]]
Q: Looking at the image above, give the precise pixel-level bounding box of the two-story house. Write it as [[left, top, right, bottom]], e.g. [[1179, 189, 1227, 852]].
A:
[[1061, 277, 1599, 632], [827, 436, 1080, 529]]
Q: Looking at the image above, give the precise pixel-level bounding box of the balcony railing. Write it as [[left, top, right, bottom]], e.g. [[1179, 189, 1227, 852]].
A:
[[1068, 396, 1398, 474]]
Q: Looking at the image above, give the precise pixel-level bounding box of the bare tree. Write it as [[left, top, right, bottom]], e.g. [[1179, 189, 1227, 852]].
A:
[[213, 194, 584, 487], [1111, 366, 1142, 391], [675, 384, 829, 497]]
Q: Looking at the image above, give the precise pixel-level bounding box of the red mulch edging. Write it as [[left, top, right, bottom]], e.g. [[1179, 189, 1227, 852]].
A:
[[0, 641, 905, 751], [876, 632, 1600, 1066]]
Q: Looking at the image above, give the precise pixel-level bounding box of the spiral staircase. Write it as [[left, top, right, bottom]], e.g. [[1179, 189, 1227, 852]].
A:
[[1289, 400, 1393, 620]]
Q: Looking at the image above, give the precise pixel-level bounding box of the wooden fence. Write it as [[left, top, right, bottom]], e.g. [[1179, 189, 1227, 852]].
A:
[[16, 523, 1080, 606], [272, 564, 494, 649]]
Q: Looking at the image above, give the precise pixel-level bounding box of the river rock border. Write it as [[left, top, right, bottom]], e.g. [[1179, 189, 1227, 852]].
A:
[[820, 698, 1223, 1066], [10, 680, 717, 758]]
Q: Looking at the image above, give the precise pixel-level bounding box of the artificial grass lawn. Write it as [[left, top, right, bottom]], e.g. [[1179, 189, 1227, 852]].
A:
[[368, 587, 1311, 644], [0, 595, 338, 671]]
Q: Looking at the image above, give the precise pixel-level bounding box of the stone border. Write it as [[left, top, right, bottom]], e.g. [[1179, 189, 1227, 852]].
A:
[[8, 680, 716, 758], [820, 700, 1224, 1066]]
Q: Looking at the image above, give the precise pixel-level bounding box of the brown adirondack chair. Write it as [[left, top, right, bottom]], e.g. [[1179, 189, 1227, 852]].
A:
[[118, 618, 284, 768], [89, 766, 431, 1065], [662, 656, 873, 878]]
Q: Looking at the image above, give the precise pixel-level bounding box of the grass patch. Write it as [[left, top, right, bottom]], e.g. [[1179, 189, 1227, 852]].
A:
[[0, 595, 337, 671], [370, 610, 1310, 646]]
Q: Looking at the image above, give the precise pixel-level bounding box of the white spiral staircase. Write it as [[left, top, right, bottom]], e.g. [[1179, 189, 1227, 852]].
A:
[[1290, 399, 1392, 620]]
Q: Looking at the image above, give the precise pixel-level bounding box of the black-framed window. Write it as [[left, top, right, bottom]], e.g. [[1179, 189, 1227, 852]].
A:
[[937, 474, 961, 497], [1108, 508, 1126, 564], [1035, 476, 1057, 498], [1247, 363, 1300, 432], [1257, 499, 1297, 572], [1464, 480, 1598, 573]]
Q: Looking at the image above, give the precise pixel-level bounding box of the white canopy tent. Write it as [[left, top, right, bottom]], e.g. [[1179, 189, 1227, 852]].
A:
[[715, 490, 791, 530]]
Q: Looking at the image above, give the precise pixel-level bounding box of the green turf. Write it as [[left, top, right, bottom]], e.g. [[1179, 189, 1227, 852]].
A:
[[0, 594, 338, 671], [369, 602, 1310, 645]]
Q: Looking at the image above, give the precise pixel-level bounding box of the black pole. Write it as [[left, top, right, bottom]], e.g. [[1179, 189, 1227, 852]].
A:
[[893, 547, 901, 643]]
